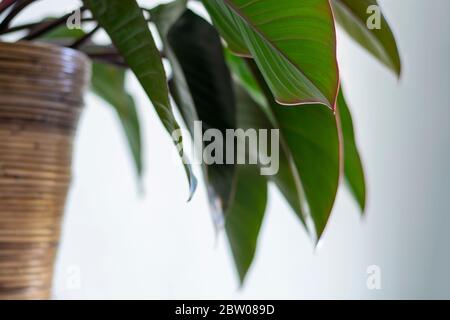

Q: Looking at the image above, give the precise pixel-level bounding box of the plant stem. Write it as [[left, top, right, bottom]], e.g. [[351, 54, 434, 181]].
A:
[[0, 0, 17, 14], [0, 17, 97, 35], [22, 7, 85, 40], [0, 0, 36, 31], [2, 5, 152, 37], [87, 52, 127, 68], [0, 20, 37, 34]]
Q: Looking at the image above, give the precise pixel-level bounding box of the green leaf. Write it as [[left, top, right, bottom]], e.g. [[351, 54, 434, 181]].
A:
[[331, 0, 401, 76], [168, 9, 237, 216], [151, 0, 187, 43], [225, 162, 267, 283], [83, 0, 196, 197], [271, 99, 340, 238], [202, 0, 339, 108], [91, 62, 143, 177], [231, 70, 306, 227], [229, 57, 340, 239], [336, 88, 366, 212]]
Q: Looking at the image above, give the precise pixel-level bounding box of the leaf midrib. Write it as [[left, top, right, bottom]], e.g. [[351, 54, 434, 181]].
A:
[[223, 0, 331, 105]]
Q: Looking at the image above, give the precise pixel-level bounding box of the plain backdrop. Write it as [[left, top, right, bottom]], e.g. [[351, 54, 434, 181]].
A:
[[10, 0, 450, 299]]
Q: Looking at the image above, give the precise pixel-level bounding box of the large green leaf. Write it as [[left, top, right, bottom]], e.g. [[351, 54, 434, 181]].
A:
[[91, 63, 143, 177], [230, 52, 366, 215], [229, 57, 340, 239], [336, 88, 366, 212], [153, 4, 236, 218], [83, 0, 196, 196], [202, 0, 339, 108], [225, 84, 269, 282], [331, 0, 401, 76], [271, 101, 340, 238]]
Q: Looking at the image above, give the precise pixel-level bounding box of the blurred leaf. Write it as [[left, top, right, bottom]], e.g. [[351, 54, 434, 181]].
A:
[[83, 0, 197, 197], [30, 17, 85, 47], [229, 57, 340, 240], [35, 21, 143, 177], [39, 21, 85, 40], [202, 0, 339, 108], [332, 0, 401, 76], [91, 62, 143, 177], [337, 88, 366, 212]]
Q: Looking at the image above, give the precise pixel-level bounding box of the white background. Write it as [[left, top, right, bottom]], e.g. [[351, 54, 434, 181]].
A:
[[11, 0, 450, 299]]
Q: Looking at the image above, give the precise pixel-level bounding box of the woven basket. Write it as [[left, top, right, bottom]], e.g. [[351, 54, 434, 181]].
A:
[[0, 41, 90, 299]]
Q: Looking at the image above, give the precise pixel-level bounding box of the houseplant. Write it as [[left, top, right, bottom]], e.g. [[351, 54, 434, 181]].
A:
[[0, 0, 401, 299]]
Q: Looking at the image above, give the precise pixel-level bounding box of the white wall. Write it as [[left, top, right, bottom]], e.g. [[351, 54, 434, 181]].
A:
[[11, 0, 450, 299]]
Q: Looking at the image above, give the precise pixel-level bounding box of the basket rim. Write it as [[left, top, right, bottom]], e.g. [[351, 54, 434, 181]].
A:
[[0, 40, 90, 65]]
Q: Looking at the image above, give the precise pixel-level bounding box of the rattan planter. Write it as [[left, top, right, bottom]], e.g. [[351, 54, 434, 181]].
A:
[[0, 41, 90, 299]]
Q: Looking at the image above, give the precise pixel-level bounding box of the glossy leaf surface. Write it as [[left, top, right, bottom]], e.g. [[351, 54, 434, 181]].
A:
[[202, 0, 339, 108], [154, 4, 236, 217]]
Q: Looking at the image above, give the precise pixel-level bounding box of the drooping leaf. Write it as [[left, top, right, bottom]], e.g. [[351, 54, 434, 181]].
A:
[[35, 22, 143, 177], [225, 162, 267, 283], [202, 0, 339, 108], [270, 101, 340, 238], [91, 62, 143, 177], [154, 5, 268, 282], [167, 11, 236, 132], [153, 4, 235, 218], [228, 57, 340, 239], [336, 88, 366, 212], [331, 0, 401, 76], [231, 72, 307, 229], [83, 0, 196, 197], [151, 0, 188, 47], [151, 0, 197, 139]]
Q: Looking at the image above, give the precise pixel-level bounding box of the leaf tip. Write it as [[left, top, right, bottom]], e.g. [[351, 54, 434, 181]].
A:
[[357, 192, 367, 215], [186, 168, 198, 202]]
